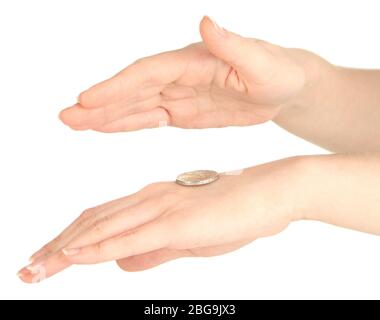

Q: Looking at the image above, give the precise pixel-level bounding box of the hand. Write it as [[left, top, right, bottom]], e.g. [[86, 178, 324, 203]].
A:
[[18, 157, 302, 283], [59, 16, 308, 132]]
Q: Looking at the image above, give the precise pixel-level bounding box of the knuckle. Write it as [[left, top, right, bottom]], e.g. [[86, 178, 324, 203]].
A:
[[93, 241, 104, 256], [41, 242, 55, 253], [80, 207, 96, 220], [91, 220, 104, 234], [133, 57, 147, 66], [141, 182, 164, 193], [142, 182, 179, 199], [90, 215, 111, 234]]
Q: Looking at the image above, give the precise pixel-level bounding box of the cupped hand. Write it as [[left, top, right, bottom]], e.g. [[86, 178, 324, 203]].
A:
[[59, 16, 306, 132], [18, 158, 302, 283]]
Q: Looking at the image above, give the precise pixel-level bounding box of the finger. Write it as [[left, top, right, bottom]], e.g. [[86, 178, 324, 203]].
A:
[[18, 239, 251, 283], [116, 248, 187, 272], [116, 240, 252, 271], [63, 219, 170, 264], [78, 50, 188, 109], [59, 93, 162, 130], [18, 251, 71, 284], [64, 197, 168, 250], [200, 16, 275, 84], [96, 107, 170, 132], [23, 200, 168, 282], [29, 191, 144, 263]]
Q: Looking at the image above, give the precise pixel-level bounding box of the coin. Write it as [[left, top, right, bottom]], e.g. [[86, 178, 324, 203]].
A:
[[176, 170, 219, 186]]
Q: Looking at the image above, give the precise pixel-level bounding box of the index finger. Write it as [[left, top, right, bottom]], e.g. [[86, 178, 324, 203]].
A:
[[78, 49, 189, 109], [29, 191, 144, 263], [63, 219, 170, 264]]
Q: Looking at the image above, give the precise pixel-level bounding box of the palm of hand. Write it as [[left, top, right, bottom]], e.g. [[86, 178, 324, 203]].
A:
[[60, 41, 304, 132]]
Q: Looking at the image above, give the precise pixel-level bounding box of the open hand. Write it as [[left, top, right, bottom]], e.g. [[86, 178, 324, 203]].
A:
[[18, 158, 301, 283], [59, 16, 306, 132]]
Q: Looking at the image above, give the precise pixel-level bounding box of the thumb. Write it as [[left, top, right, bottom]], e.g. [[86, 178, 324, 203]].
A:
[[199, 16, 275, 81]]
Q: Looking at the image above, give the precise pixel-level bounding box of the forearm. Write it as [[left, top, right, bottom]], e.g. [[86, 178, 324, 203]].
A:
[[294, 153, 380, 235], [274, 51, 380, 152]]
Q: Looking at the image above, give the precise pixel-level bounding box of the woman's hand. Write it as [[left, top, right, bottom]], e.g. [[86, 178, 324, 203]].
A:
[[18, 157, 303, 283], [59, 16, 309, 132]]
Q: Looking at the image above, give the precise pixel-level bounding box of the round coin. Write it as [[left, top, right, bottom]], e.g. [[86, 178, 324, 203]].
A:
[[176, 170, 219, 186]]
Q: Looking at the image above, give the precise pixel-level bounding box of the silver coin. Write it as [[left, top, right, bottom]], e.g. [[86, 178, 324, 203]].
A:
[[176, 170, 219, 186]]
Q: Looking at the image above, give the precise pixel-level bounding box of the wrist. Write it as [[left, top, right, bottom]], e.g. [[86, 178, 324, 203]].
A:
[[287, 154, 339, 223], [244, 156, 317, 223], [280, 155, 315, 222], [277, 48, 337, 116], [270, 155, 327, 223]]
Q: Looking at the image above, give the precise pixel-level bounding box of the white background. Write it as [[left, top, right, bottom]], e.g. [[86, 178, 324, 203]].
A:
[[1, 0, 379, 300]]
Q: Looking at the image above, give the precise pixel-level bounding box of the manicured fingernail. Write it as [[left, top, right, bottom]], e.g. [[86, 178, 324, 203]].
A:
[[77, 92, 85, 103], [77, 87, 92, 104], [29, 251, 48, 264], [28, 254, 39, 263], [62, 248, 80, 256], [208, 16, 228, 36], [17, 268, 28, 278], [26, 264, 43, 274], [18, 265, 47, 283]]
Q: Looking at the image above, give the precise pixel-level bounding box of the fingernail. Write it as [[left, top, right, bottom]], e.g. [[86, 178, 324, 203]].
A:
[[77, 88, 91, 105], [17, 264, 47, 283], [77, 92, 85, 103], [28, 254, 39, 263], [26, 264, 43, 274], [62, 248, 80, 256], [29, 251, 48, 264], [17, 268, 28, 278], [208, 16, 228, 36]]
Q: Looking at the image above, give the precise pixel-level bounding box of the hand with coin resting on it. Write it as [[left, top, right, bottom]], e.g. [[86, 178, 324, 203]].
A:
[[18, 16, 380, 283]]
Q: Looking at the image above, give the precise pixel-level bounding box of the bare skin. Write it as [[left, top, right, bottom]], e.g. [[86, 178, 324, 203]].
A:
[[18, 16, 380, 283], [19, 158, 301, 281], [59, 17, 306, 131], [59, 16, 380, 152]]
